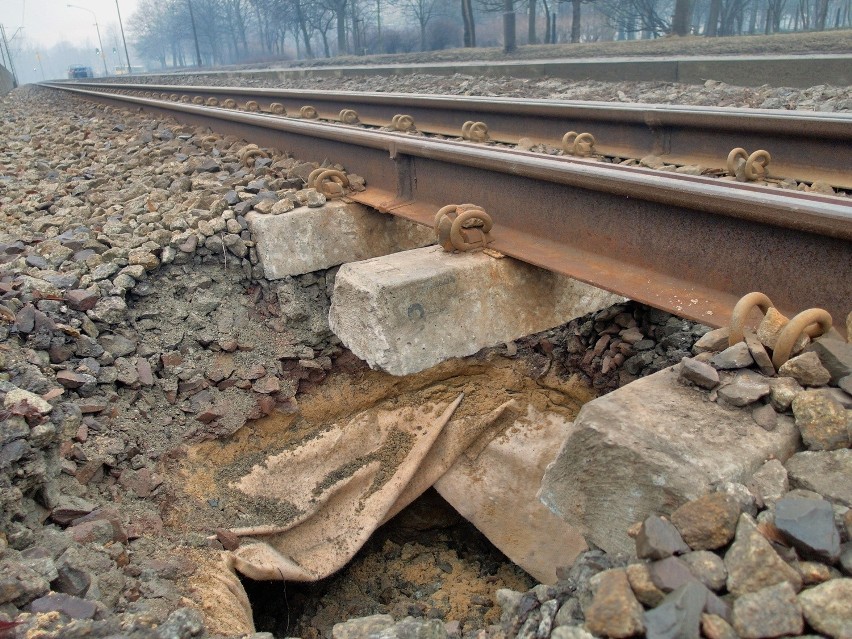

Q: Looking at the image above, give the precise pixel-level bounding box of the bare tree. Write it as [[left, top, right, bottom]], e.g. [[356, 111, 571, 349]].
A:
[[814, 0, 831, 28], [765, 0, 787, 32], [529, 0, 538, 42], [671, 0, 694, 34], [540, 0, 555, 42], [719, 0, 749, 35], [599, 0, 674, 38], [130, 0, 202, 66], [220, 0, 249, 59], [570, 0, 599, 42], [474, 0, 517, 50], [307, 3, 337, 55], [128, 0, 172, 67], [392, 0, 447, 49], [321, 0, 349, 53], [461, 0, 476, 45], [125, 0, 851, 68], [504, 0, 517, 51], [292, 0, 316, 57], [704, 0, 720, 34]]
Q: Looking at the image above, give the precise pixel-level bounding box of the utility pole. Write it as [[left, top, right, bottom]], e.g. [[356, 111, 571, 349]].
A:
[[354, 18, 363, 55], [115, 0, 133, 73], [187, 0, 203, 67], [94, 21, 109, 75], [461, 0, 476, 47], [0, 27, 7, 69], [0, 24, 19, 87], [36, 51, 45, 80]]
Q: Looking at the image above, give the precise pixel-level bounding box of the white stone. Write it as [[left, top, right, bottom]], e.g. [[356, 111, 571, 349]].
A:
[[539, 366, 801, 555], [246, 201, 434, 279], [4, 388, 53, 415], [329, 245, 623, 376], [435, 403, 588, 584]]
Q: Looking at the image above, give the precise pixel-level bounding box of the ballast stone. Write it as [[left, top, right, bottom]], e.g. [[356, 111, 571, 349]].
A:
[[246, 201, 434, 279], [539, 366, 801, 555], [329, 245, 623, 376]]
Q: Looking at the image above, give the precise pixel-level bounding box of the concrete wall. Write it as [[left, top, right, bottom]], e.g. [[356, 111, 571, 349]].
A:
[[0, 65, 13, 96]]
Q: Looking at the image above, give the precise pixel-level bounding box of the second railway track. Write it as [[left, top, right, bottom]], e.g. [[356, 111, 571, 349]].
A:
[[42, 81, 852, 338], [52, 80, 852, 190]]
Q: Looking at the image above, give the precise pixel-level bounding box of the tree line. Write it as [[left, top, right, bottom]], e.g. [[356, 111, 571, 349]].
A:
[[127, 0, 852, 67]]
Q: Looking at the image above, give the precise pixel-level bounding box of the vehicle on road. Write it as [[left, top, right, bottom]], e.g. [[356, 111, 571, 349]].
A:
[[67, 65, 94, 79]]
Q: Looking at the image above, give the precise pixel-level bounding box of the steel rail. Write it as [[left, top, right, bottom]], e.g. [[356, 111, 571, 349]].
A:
[[60, 80, 852, 189], [44, 82, 852, 338]]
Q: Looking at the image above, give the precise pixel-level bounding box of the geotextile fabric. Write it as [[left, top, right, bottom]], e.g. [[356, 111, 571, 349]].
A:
[[186, 375, 592, 632]]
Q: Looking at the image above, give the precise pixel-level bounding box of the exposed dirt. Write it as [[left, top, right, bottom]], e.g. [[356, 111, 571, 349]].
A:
[[148, 349, 591, 636], [245, 489, 536, 639], [172, 350, 589, 560]]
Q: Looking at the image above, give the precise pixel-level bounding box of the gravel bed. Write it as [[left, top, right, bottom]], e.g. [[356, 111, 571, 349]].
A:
[[0, 84, 693, 637], [0, 84, 349, 638], [0, 84, 698, 636], [109, 71, 852, 112], [2, 82, 850, 639]]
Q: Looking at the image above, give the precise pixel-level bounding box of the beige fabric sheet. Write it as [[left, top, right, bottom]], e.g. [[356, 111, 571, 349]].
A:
[[222, 393, 585, 586]]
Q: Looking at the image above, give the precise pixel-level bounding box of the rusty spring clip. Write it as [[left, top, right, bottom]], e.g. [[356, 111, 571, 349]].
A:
[[339, 109, 360, 124], [562, 131, 596, 157], [300, 105, 319, 119], [308, 168, 349, 198], [200, 135, 218, 150], [391, 114, 417, 132], [727, 148, 771, 182], [462, 121, 489, 142], [728, 291, 832, 368], [434, 204, 493, 252], [238, 144, 270, 168]]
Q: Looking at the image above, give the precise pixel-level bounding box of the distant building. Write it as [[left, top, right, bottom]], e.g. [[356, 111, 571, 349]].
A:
[[114, 65, 146, 75]]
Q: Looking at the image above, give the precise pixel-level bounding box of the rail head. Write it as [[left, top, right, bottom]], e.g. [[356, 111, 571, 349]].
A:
[[52, 80, 852, 139]]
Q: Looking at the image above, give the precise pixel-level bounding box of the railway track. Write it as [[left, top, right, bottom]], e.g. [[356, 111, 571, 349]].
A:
[[78, 52, 852, 89], [43, 81, 852, 337], [56, 80, 852, 189]]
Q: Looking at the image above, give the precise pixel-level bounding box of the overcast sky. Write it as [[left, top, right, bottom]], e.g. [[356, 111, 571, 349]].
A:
[[1, 0, 140, 50]]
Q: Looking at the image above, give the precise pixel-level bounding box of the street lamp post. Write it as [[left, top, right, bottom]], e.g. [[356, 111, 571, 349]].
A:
[[67, 4, 109, 76], [36, 52, 45, 80], [114, 0, 132, 74]]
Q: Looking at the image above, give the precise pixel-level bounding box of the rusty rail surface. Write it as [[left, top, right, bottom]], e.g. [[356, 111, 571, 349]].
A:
[[43, 82, 852, 338], [57, 80, 852, 189]]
